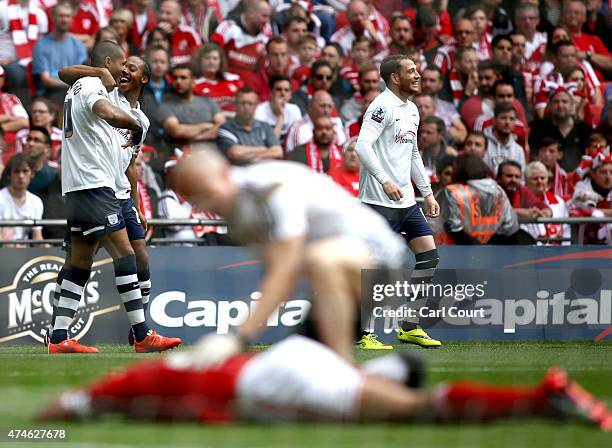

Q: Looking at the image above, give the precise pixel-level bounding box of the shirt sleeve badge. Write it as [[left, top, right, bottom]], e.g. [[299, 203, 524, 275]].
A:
[[370, 106, 385, 123]]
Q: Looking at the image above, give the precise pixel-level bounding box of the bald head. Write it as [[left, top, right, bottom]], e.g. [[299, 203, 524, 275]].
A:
[[308, 90, 334, 119], [173, 150, 236, 215]]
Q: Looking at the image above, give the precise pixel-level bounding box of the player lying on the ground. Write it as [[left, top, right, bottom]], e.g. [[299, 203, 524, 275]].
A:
[[38, 335, 611, 430]]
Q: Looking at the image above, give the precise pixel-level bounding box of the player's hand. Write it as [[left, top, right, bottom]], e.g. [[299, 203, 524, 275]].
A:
[[189, 333, 244, 369], [123, 126, 144, 149], [383, 180, 404, 201], [422, 194, 440, 218], [99, 68, 116, 92], [138, 211, 148, 232]]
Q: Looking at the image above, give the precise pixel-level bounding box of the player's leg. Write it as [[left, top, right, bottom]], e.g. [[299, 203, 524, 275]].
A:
[[121, 198, 154, 345], [48, 233, 99, 353], [396, 205, 442, 347], [304, 237, 391, 360]]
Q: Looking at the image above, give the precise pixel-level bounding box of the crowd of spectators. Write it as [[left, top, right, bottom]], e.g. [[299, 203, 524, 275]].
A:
[[0, 0, 610, 245]]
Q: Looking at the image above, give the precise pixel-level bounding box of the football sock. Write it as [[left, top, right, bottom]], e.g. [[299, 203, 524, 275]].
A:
[[51, 266, 90, 344], [401, 249, 439, 332], [115, 255, 149, 342], [137, 269, 151, 314], [431, 381, 547, 422], [49, 267, 68, 338]]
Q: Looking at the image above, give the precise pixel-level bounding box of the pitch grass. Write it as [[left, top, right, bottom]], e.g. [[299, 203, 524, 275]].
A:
[[0, 341, 610, 448]]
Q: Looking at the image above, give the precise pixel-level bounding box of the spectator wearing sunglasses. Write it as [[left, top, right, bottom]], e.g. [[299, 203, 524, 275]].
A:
[[290, 60, 341, 115]]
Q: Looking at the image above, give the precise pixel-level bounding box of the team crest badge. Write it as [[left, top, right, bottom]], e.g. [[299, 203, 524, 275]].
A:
[[371, 107, 385, 123], [107, 214, 119, 225]]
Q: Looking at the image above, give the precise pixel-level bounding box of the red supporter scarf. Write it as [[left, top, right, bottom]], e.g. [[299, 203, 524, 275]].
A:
[[137, 180, 153, 239], [8, 0, 38, 62], [306, 141, 343, 174]]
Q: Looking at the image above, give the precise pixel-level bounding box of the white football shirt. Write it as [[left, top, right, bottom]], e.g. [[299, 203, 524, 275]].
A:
[[356, 88, 432, 208], [61, 77, 117, 195], [108, 89, 150, 200], [229, 161, 406, 268], [0, 188, 43, 240]]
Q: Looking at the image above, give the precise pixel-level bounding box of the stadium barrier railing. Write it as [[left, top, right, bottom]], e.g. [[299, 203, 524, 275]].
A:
[[0, 217, 611, 245]]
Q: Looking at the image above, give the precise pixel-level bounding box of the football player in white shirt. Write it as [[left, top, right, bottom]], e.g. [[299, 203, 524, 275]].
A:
[[49, 42, 180, 354], [356, 54, 442, 348], [171, 150, 411, 364]]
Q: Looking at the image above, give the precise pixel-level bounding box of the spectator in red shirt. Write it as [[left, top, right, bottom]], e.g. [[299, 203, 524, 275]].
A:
[[181, 0, 221, 42], [340, 36, 374, 92], [283, 16, 308, 64], [210, 0, 271, 77], [383, 13, 414, 58], [143, 26, 170, 53], [560, 0, 612, 77], [155, 0, 201, 66], [330, 0, 387, 56], [460, 60, 502, 130], [445, 46, 479, 108], [192, 43, 244, 114], [497, 160, 553, 220], [66, 0, 99, 50], [109, 9, 139, 56], [290, 34, 318, 87], [404, 0, 452, 42], [329, 137, 360, 197], [127, 0, 157, 51], [0, 65, 29, 164], [242, 36, 296, 102], [534, 137, 572, 199], [514, 3, 548, 71], [433, 18, 477, 76]]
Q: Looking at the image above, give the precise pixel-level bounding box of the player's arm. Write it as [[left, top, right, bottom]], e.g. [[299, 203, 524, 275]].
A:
[[92, 100, 142, 130], [126, 156, 147, 231], [59, 65, 116, 91], [238, 236, 305, 342], [356, 104, 403, 200], [410, 133, 438, 217]]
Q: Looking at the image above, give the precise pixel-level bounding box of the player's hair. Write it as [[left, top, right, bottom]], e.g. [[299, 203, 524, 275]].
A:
[[266, 36, 287, 53], [421, 116, 445, 133], [91, 40, 124, 68], [269, 74, 291, 90], [552, 39, 575, 56], [29, 126, 51, 145], [494, 102, 516, 117], [5, 153, 32, 176], [170, 64, 194, 76], [453, 153, 492, 183], [492, 79, 514, 96], [497, 160, 522, 178], [380, 54, 411, 85], [193, 42, 227, 79], [492, 34, 513, 49], [537, 137, 561, 153], [133, 56, 151, 86]]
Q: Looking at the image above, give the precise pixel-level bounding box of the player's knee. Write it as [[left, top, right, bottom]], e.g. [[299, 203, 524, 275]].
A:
[[415, 249, 439, 270], [133, 245, 149, 271], [304, 244, 339, 274]]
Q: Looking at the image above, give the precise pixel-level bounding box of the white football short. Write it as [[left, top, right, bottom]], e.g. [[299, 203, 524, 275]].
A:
[[236, 335, 363, 421]]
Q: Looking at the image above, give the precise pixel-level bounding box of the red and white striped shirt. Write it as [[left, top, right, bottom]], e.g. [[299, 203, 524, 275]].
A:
[[533, 62, 600, 111], [524, 32, 547, 67], [474, 115, 529, 155], [211, 19, 271, 77], [193, 73, 244, 113], [284, 115, 347, 153]]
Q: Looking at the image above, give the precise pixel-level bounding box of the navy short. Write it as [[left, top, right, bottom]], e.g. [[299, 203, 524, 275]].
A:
[[120, 197, 145, 241], [368, 203, 433, 242], [65, 187, 125, 238]]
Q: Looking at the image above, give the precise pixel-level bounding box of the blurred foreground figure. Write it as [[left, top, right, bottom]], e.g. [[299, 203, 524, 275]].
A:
[[39, 335, 611, 430]]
